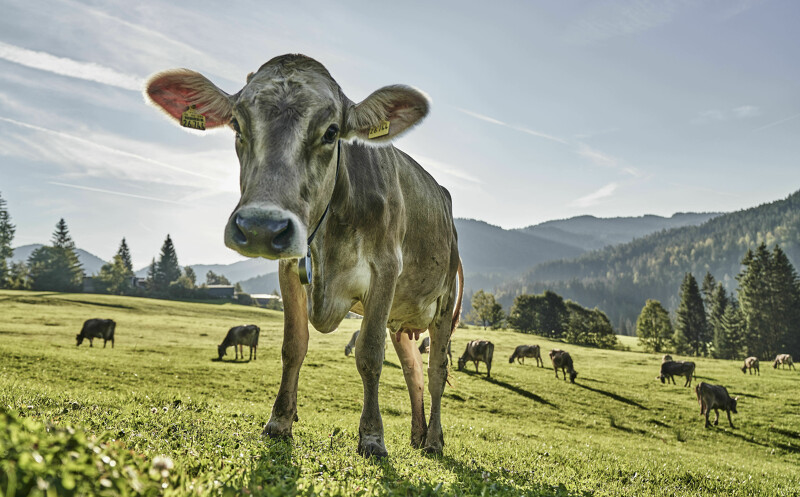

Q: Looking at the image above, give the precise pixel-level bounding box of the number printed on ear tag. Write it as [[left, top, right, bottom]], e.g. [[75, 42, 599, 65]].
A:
[[181, 105, 206, 130], [367, 120, 390, 139]]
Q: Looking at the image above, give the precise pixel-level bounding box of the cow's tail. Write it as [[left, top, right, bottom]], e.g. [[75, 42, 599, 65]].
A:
[[450, 259, 464, 338]]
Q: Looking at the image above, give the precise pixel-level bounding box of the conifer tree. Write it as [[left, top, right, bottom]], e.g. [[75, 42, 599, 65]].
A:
[[675, 272, 708, 356], [0, 192, 15, 288], [153, 235, 181, 291], [700, 271, 716, 312], [709, 283, 730, 358], [52, 218, 75, 249], [117, 238, 133, 273], [27, 219, 83, 292], [718, 299, 744, 359]]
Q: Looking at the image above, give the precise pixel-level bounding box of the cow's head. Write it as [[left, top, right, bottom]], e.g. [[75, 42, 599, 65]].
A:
[[741, 365, 747, 373], [344, 344, 354, 357], [76, 334, 84, 347], [217, 344, 226, 360], [569, 370, 578, 383], [658, 374, 666, 383], [145, 54, 429, 260], [730, 397, 739, 413], [457, 356, 467, 371]]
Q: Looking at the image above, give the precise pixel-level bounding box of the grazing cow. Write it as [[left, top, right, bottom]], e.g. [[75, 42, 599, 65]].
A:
[[344, 330, 359, 357], [662, 354, 673, 363], [695, 382, 738, 428], [509, 345, 544, 367], [418, 336, 452, 364], [218, 325, 260, 361], [741, 356, 760, 375], [145, 54, 464, 457], [76, 319, 115, 348], [457, 340, 494, 377], [658, 360, 696, 387], [549, 349, 578, 383], [773, 354, 796, 370]]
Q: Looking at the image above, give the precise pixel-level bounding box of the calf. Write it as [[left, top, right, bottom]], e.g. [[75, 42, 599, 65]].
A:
[[549, 349, 577, 383], [773, 354, 795, 370], [458, 340, 494, 377], [509, 345, 544, 367], [418, 336, 452, 365], [695, 382, 738, 428], [344, 330, 359, 357], [662, 354, 673, 363], [218, 325, 260, 361], [741, 356, 759, 375], [658, 360, 695, 387], [76, 319, 116, 348]]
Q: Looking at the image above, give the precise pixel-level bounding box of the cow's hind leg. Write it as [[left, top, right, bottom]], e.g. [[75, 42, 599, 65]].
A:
[[392, 329, 427, 448], [264, 260, 310, 439], [425, 283, 458, 455]]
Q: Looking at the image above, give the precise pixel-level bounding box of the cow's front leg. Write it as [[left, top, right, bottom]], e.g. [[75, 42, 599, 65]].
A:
[[263, 260, 309, 439], [726, 409, 735, 428], [713, 409, 720, 426], [392, 329, 427, 448], [356, 274, 397, 458]]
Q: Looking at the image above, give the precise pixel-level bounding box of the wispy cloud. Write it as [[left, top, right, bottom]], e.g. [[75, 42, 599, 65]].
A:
[[0, 41, 142, 90], [414, 154, 483, 192], [456, 107, 569, 144], [49, 182, 188, 206], [752, 112, 800, 132], [563, 0, 689, 45], [577, 143, 642, 177], [571, 182, 619, 207], [733, 105, 760, 118], [693, 105, 761, 124]]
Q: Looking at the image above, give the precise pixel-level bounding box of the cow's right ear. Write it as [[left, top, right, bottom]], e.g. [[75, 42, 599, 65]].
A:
[[145, 69, 233, 129]]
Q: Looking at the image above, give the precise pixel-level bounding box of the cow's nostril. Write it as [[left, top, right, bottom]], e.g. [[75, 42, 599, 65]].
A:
[[269, 218, 294, 251], [232, 214, 249, 245]]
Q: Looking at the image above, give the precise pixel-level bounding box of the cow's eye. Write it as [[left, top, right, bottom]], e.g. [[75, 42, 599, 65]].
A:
[[230, 118, 241, 135], [322, 124, 339, 144]]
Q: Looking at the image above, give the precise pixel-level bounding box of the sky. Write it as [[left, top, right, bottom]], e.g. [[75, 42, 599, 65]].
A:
[[1, 0, 798, 268]]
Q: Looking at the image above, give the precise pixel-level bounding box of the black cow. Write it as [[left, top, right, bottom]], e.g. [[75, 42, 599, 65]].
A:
[[76, 319, 116, 348], [659, 360, 695, 387]]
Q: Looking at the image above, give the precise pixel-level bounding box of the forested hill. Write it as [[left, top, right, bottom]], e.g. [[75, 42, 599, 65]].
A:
[[500, 190, 800, 335]]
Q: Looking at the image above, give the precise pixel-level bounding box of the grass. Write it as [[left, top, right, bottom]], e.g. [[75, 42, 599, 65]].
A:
[[1, 289, 799, 496]]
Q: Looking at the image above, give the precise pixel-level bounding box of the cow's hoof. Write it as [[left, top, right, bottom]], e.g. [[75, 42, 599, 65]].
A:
[[423, 444, 443, 455], [262, 422, 293, 439], [411, 430, 427, 449], [358, 441, 388, 459]]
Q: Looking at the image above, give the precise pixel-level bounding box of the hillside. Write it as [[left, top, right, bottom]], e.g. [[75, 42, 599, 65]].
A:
[[519, 212, 721, 251], [1, 290, 798, 496], [502, 190, 800, 334], [11, 244, 108, 275]]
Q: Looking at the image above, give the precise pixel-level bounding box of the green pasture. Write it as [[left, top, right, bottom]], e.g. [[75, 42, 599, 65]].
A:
[[1, 290, 799, 496]]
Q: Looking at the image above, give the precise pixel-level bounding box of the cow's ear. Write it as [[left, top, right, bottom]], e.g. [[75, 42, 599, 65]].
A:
[[145, 69, 233, 129], [344, 85, 430, 143]]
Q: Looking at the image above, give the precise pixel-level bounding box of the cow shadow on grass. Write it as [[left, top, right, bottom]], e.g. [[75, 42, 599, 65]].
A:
[[720, 429, 800, 454], [575, 383, 648, 410], [211, 358, 254, 364], [459, 370, 555, 407]]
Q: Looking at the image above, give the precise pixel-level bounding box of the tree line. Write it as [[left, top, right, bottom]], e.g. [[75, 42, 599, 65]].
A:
[[0, 193, 253, 302], [636, 243, 800, 360], [467, 289, 617, 349]]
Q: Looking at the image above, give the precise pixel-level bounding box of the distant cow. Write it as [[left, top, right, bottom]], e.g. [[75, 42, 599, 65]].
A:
[[662, 354, 673, 363], [549, 349, 577, 383], [458, 340, 494, 377], [418, 336, 452, 364], [509, 345, 544, 367], [76, 319, 116, 348], [773, 354, 795, 370], [741, 357, 760, 375], [696, 382, 738, 428], [344, 330, 359, 357], [659, 361, 696, 387], [218, 325, 260, 361]]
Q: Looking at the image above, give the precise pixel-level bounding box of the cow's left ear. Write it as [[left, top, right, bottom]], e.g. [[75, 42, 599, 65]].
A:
[[344, 85, 430, 143]]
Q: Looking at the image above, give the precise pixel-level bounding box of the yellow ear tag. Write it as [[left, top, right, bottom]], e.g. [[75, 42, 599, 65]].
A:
[[367, 120, 390, 139], [181, 105, 206, 130]]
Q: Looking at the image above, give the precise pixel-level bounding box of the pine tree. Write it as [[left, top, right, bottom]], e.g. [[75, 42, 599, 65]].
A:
[[635, 299, 673, 353], [146, 258, 157, 289], [700, 271, 716, 313], [0, 192, 15, 288], [117, 238, 133, 273], [675, 272, 708, 356], [709, 283, 730, 358], [768, 245, 800, 356], [153, 235, 181, 291], [27, 219, 83, 292]]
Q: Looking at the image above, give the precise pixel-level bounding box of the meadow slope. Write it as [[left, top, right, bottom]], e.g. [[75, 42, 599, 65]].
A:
[[1, 290, 799, 496]]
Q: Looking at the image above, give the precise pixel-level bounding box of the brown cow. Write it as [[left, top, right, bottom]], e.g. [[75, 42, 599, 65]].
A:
[[773, 354, 796, 370], [741, 356, 759, 375], [145, 54, 464, 457], [509, 345, 544, 367], [218, 325, 260, 361], [696, 382, 738, 428], [549, 349, 577, 383], [457, 340, 494, 377]]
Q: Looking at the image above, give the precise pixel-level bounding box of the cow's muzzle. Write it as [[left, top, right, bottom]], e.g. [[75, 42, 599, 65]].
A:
[[225, 206, 306, 259]]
